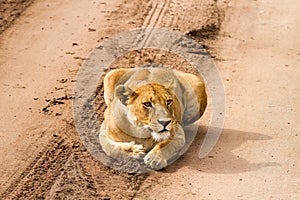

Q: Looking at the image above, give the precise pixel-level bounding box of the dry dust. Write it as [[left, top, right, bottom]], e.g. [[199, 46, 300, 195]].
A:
[[2, 0, 299, 199], [1, 0, 227, 199]]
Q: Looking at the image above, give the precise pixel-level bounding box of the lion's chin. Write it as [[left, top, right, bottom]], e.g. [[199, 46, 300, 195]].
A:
[[151, 131, 171, 142]]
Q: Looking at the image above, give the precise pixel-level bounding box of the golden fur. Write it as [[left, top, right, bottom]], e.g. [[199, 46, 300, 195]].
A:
[[99, 68, 207, 169]]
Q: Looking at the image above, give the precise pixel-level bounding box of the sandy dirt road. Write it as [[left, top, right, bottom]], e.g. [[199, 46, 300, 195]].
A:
[[135, 0, 300, 199], [0, 0, 299, 199]]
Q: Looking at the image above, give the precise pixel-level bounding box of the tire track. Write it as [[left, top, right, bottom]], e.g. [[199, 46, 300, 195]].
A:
[[142, 0, 169, 28], [1, 135, 74, 199], [1, 120, 148, 199], [138, 0, 170, 48]]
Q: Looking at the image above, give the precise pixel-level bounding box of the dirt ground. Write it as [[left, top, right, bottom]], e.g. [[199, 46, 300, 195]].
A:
[[0, 0, 299, 199], [0, 0, 34, 34]]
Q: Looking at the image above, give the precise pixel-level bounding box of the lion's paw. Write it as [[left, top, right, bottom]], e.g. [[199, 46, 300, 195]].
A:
[[144, 151, 167, 170], [129, 143, 146, 159], [118, 141, 145, 158]]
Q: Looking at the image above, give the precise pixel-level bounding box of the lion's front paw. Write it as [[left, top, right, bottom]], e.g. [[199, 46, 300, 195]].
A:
[[119, 141, 145, 159], [129, 143, 146, 159], [144, 150, 167, 170]]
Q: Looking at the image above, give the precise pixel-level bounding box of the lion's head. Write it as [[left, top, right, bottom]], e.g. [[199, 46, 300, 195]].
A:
[[115, 83, 182, 142]]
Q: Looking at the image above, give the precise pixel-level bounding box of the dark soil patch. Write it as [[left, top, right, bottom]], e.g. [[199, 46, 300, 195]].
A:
[[186, 24, 220, 42], [0, 0, 34, 34]]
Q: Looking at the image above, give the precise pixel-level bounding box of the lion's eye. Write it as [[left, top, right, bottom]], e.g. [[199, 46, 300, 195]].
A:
[[143, 102, 152, 108], [166, 99, 173, 106]]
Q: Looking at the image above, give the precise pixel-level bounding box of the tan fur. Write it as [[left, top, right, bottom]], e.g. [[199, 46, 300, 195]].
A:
[[99, 68, 207, 169]]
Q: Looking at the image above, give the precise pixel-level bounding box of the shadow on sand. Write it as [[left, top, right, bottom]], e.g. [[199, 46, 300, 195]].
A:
[[164, 126, 279, 174]]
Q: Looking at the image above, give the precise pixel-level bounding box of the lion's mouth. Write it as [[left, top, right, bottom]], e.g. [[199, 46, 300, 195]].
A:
[[158, 129, 169, 133], [150, 130, 171, 142], [147, 127, 169, 133]]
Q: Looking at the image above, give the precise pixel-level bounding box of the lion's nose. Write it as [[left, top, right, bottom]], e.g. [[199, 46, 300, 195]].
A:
[[157, 119, 171, 128]]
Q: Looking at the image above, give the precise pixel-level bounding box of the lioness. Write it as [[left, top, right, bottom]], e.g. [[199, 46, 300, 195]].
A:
[[99, 67, 207, 169]]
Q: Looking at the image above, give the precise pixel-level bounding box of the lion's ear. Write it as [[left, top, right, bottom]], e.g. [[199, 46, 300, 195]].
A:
[[115, 85, 133, 105]]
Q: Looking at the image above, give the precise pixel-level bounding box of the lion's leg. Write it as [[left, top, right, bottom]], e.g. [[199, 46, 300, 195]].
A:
[[144, 125, 185, 169], [99, 130, 145, 159]]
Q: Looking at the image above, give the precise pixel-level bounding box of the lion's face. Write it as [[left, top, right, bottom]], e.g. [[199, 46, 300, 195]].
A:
[[116, 83, 182, 141]]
